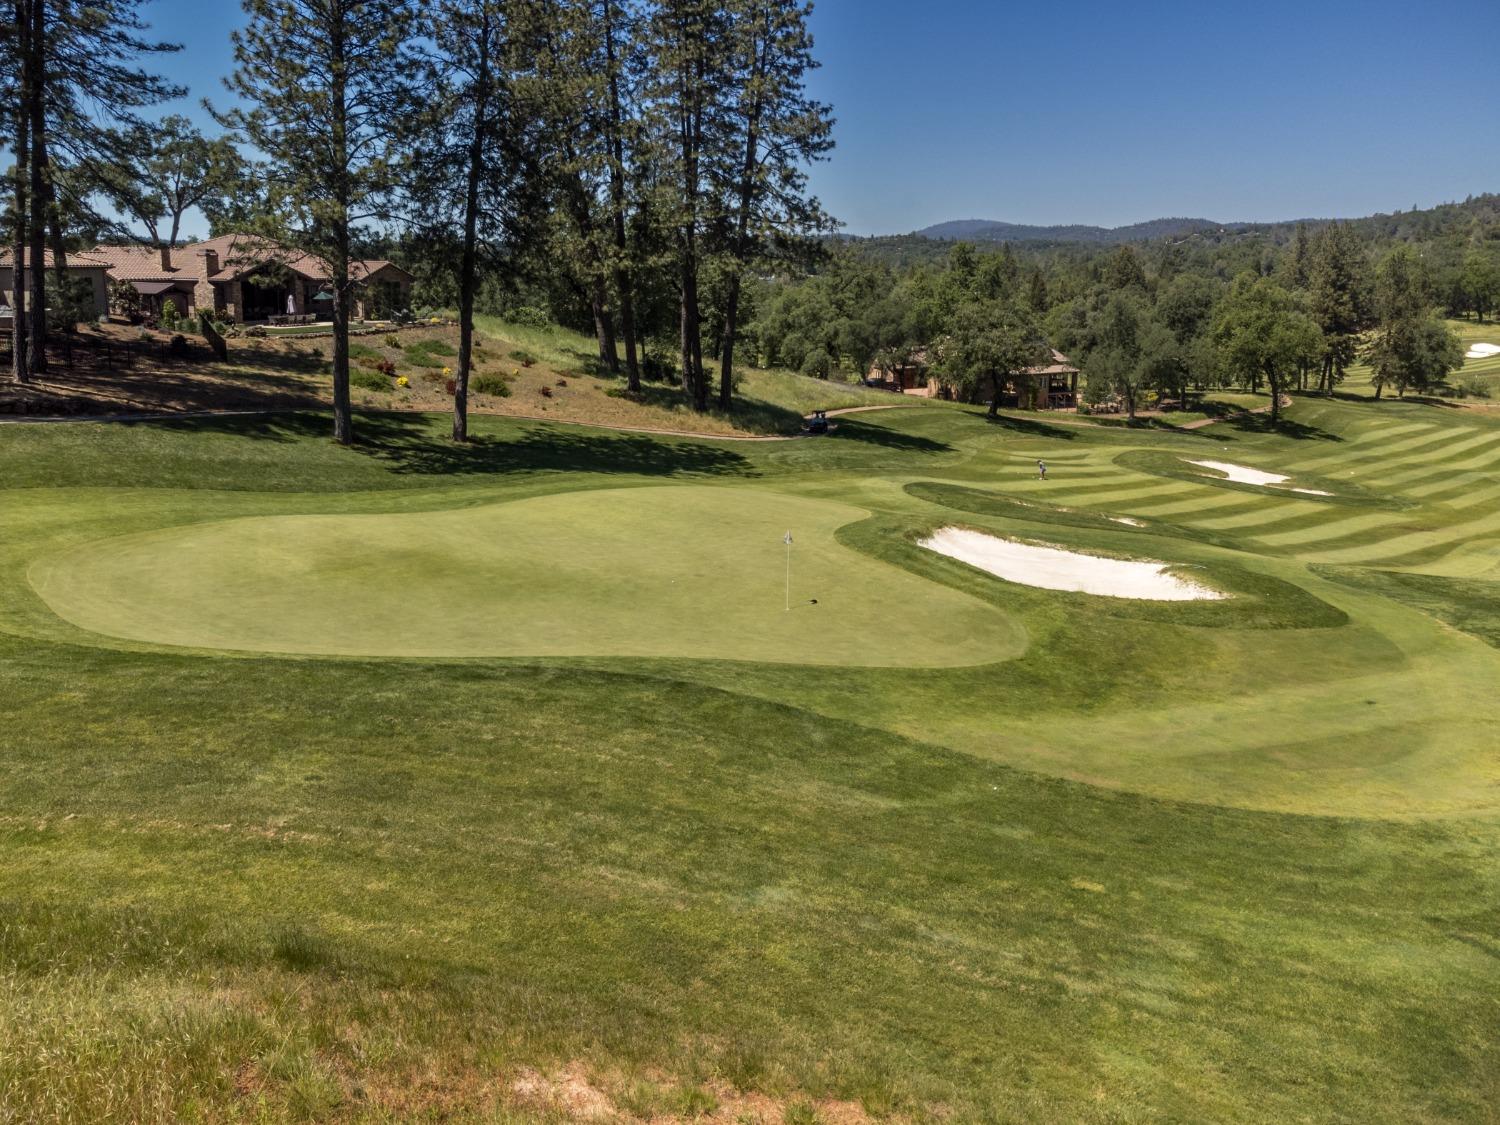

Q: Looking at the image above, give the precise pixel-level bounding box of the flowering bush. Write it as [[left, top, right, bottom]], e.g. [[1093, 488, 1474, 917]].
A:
[[396, 375, 409, 388], [376, 359, 396, 377]]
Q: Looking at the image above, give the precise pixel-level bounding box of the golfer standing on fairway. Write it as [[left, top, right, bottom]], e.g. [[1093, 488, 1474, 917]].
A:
[[1037, 459, 1047, 480]]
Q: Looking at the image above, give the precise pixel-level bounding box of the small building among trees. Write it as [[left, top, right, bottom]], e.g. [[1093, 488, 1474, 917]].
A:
[[867, 348, 1080, 410]]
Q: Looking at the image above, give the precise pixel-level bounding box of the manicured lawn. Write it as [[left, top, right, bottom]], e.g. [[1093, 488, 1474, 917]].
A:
[[30, 485, 1024, 664], [1, 395, 1498, 1122]]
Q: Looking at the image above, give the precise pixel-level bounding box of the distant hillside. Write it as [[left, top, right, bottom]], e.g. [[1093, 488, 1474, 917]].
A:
[[916, 217, 1231, 244]]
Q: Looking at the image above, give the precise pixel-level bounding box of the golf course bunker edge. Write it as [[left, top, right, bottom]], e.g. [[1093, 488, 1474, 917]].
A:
[[921, 526, 1226, 601], [1187, 458, 1333, 496]]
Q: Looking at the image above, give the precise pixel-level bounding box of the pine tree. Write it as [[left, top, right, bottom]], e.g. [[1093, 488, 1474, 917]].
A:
[[712, 0, 833, 409], [643, 0, 730, 411], [6, 0, 32, 383], [7, 0, 180, 378], [222, 0, 422, 446], [420, 0, 549, 442], [1307, 223, 1368, 393]]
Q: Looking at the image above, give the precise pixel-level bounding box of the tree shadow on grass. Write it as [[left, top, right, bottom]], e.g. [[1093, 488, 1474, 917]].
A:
[[829, 417, 953, 452], [1226, 414, 1343, 441], [145, 409, 759, 478], [984, 412, 1078, 440]]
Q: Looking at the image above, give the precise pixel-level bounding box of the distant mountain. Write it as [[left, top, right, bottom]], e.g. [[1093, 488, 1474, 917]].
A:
[[915, 217, 1232, 245]]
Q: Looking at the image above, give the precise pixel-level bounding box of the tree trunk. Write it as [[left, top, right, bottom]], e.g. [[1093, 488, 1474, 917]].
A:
[[987, 371, 1002, 418], [332, 249, 353, 446], [718, 271, 741, 411], [329, 7, 352, 446], [1267, 367, 1281, 425], [25, 0, 47, 375], [603, 0, 639, 392], [590, 272, 617, 374], [453, 14, 488, 444], [11, 0, 30, 384]]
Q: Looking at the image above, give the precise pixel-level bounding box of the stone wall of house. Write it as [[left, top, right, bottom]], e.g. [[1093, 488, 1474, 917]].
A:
[[192, 250, 220, 317], [222, 280, 243, 323]]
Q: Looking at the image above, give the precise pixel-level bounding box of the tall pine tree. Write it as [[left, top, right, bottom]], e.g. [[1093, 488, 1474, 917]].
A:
[[222, 0, 421, 445], [420, 0, 549, 442], [713, 0, 832, 409]]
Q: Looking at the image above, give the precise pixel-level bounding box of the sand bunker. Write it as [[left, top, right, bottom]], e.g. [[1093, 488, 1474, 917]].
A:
[[1465, 342, 1499, 359], [920, 527, 1224, 601], [1187, 459, 1332, 496], [1110, 516, 1146, 527]]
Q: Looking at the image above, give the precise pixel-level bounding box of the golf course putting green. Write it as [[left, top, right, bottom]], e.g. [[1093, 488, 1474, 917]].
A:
[[29, 484, 1027, 664]]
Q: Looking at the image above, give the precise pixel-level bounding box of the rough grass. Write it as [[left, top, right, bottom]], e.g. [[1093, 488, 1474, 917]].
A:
[[1, 396, 1499, 1121]]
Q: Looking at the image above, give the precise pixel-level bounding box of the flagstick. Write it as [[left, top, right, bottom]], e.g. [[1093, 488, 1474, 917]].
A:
[[784, 530, 792, 612]]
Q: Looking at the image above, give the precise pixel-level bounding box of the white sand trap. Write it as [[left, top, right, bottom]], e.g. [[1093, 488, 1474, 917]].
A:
[[1110, 516, 1146, 527], [1465, 342, 1500, 359], [920, 527, 1224, 601], [1187, 459, 1331, 496]]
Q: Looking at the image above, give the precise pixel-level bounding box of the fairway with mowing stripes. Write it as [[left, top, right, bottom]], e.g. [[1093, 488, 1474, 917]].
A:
[[2, 396, 1497, 1122]]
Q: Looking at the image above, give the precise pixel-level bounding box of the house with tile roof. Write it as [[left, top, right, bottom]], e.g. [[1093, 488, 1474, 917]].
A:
[[866, 347, 1080, 410], [90, 234, 415, 324], [1, 248, 111, 326]]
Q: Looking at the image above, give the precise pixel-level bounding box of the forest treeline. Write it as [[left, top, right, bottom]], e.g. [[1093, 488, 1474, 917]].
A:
[[5, 0, 1496, 443], [728, 198, 1499, 420], [4, 0, 834, 444]]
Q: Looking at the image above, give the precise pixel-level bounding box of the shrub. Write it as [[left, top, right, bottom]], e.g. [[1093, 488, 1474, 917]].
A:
[[384, 334, 401, 348], [376, 359, 396, 377], [420, 367, 445, 384], [508, 348, 537, 367], [245, 324, 267, 338], [1459, 375, 1492, 399], [510, 305, 548, 329], [421, 340, 456, 356], [642, 353, 676, 382], [403, 346, 442, 368], [159, 300, 181, 332], [556, 378, 567, 387], [800, 348, 834, 379], [472, 371, 510, 396], [539, 384, 553, 398], [351, 367, 390, 392], [444, 378, 456, 396]]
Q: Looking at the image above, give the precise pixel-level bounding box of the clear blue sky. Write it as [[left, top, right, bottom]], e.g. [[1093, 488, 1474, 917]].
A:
[[144, 0, 1500, 239]]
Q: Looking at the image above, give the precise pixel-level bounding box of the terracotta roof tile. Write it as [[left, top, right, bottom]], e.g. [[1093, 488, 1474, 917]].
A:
[[0, 248, 111, 269]]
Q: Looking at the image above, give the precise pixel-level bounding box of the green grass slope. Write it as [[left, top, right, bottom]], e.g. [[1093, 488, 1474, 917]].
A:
[[1, 395, 1498, 1122]]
